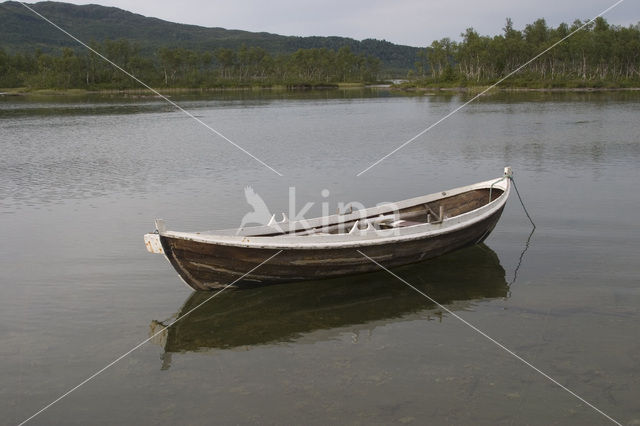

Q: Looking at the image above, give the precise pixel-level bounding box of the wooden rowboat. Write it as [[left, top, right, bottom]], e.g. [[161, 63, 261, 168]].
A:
[[144, 168, 512, 290]]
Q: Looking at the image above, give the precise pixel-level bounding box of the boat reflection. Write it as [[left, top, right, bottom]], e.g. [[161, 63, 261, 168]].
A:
[[150, 244, 508, 369]]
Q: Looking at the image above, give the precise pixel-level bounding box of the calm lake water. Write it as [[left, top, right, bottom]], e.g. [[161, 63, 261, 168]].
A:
[[1, 89, 639, 425]]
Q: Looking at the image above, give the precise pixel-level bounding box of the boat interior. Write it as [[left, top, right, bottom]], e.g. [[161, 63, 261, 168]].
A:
[[248, 188, 504, 238]]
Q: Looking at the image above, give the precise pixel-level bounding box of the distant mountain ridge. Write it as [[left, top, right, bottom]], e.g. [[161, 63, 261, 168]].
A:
[[0, 1, 420, 73]]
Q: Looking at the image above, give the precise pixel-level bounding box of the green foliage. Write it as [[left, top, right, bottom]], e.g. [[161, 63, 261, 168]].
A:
[[411, 17, 640, 88], [0, 41, 382, 89]]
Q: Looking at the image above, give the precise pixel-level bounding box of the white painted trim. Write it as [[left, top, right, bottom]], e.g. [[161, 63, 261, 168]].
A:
[[143, 233, 164, 254]]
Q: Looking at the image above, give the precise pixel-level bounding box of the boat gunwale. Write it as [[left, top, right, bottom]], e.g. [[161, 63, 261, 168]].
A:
[[157, 176, 510, 250]]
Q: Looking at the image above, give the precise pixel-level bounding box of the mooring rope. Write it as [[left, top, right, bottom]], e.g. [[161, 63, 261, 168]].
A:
[[488, 172, 536, 285], [503, 174, 537, 287], [508, 226, 535, 286], [509, 176, 536, 229]]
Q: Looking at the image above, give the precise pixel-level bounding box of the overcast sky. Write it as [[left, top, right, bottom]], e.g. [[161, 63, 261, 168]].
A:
[[38, 0, 640, 46]]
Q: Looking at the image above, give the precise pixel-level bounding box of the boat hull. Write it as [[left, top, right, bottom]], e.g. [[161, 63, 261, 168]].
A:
[[159, 205, 505, 290]]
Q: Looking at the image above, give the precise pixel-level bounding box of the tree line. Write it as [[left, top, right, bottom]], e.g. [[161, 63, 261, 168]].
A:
[[2, 16, 640, 90], [0, 42, 381, 89], [411, 17, 640, 87]]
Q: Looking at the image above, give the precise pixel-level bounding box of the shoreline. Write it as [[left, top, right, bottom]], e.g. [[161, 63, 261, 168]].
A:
[[0, 83, 369, 97], [391, 86, 640, 93], [2, 84, 640, 98]]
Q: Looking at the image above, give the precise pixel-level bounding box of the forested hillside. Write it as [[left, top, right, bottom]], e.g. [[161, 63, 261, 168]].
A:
[[0, 1, 418, 73], [1, 1, 639, 90]]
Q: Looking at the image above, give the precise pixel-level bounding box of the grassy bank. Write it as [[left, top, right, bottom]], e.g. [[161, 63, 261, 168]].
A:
[[394, 77, 640, 92], [1, 83, 372, 97]]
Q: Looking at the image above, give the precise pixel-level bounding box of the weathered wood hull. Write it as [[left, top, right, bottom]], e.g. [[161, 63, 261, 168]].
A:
[[159, 204, 505, 290]]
